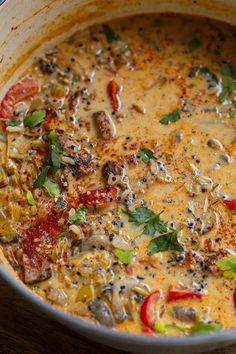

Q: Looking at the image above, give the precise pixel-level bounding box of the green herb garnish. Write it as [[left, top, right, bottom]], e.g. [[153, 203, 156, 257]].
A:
[[190, 321, 221, 333], [216, 254, 236, 278], [167, 321, 220, 334], [43, 180, 60, 198], [229, 99, 236, 118], [56, 230, 73, 239], [24, 109, 46, 128], [102, 24, 121, 43], [48, 130, 62, 169], [218, 62, 236, 102], [160, 110, 180, 125], [128, 207, 167, 236], [200, 67, 218, 88], [148, 229, 184, 255], [139, 148, 157, 164], [0, 118, 21, 127], [114, 249, 133, 265], [188, 38, 202, 52], [26, 190, 37, 206], [34, 165, 50, 188], [53, 197, 63, 209], [68, 205, 87, 225]]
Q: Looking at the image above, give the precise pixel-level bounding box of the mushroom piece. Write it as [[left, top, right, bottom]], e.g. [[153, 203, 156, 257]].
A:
[[93, 111, 116, 140], [207, 138, 224, 150], [88, 298, 114, 327], [172, 306, 196, 322], [46, 287, 68, 305]]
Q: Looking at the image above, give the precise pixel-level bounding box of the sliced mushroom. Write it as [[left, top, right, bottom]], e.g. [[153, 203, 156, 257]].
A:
[[172, 306, 196, 322], [88, 298, 114, 327], [103, 161, 123, 179], [207, 138, 224, 150], [46, 287, 68, 305], [93, 111, 116, 140]]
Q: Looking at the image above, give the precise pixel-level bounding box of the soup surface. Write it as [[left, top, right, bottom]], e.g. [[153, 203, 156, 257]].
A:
[[0, 14, 236, 336]]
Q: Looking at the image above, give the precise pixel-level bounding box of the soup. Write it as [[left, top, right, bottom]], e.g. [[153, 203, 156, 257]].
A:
[[0, 14, 235, 336]]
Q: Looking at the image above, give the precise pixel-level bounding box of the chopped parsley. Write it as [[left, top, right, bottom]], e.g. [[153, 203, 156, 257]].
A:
[[24, 109, 46, 128], [190, 321, 221, 333], [127, 207, 167, 236], [43, 180, 60, 198], [48, 130, 62, 169], [159, 110, 180, 125], [26, 190, 37, 206], [139, 148, 157, 164], [218, 62, 236, 102], [148, 229, 184, 255], [229, 99, 236, 118], [114, 249, 133, 265], [68, 205, 87, 225], [34, 166, 50, 188], [0, 118, 21, 127], [188, 38, 202, 52], [200, 67, 218, 88], [216, 254, 236, 278], [102, 24, 121, 43]]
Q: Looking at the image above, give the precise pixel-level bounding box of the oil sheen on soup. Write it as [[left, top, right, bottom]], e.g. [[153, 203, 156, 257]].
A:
[[0, 14, 235, 336]]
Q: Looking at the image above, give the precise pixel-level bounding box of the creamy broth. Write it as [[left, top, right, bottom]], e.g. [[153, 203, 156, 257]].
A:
[[0, 14, 236, 336]]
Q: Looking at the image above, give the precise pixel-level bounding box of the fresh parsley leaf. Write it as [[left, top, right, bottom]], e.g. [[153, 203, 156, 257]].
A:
[[139, 148, 157, 164], [48, 130, 62, 169], [24, 109, 46, 128], [191, 321, 221, 333], [229, 100, 236, 117], [114, 248, 133, 265], [148, 230, 184, 255], [68, 205, 87, 225], [167, 321, 221, 334], [43, 180, 60, 198], [218, 62, 236, 102], [102, 24, 121, 43], [26, 190, 37, 206], [53, 197, 63, 208], [0, 118, 21, 127], [160, 110, 180, 125], [143, 215, 167, 235], [188, 38, 202, 52], [200, 67, 218, 88], [56, 230, 73, 239], [34, 166, 50, 188], [128, 207, 156, 225], [216, 254, 236, 278], [128, 207, 167, 236]]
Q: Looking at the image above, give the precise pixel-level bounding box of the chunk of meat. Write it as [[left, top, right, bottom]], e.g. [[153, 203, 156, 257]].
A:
[[107, 79, 121, 112], [56, 130, 94, 174], [75, 148, 94, 175], [103, 161, 123, 179], [93, 110, 116, 140], [0, 80, 38, 121], [76, 185, 118, 208], [172, 306, 196, 322], [88, 298, 114, 327]]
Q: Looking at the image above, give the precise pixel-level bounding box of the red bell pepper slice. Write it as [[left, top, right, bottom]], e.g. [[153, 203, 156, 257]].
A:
[[0, 79, 38, 128], [223, 199, 236, 210], [77, 185, 118, 207], [140, 290, 161, 328], [167, 287, 203, 302], [142, 327, 156, 336], [233, 288, 236, 310], [107, 79, 121, 112]]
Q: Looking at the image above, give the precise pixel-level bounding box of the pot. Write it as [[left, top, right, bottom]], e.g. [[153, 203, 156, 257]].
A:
[[0, 1, 235, 353]]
